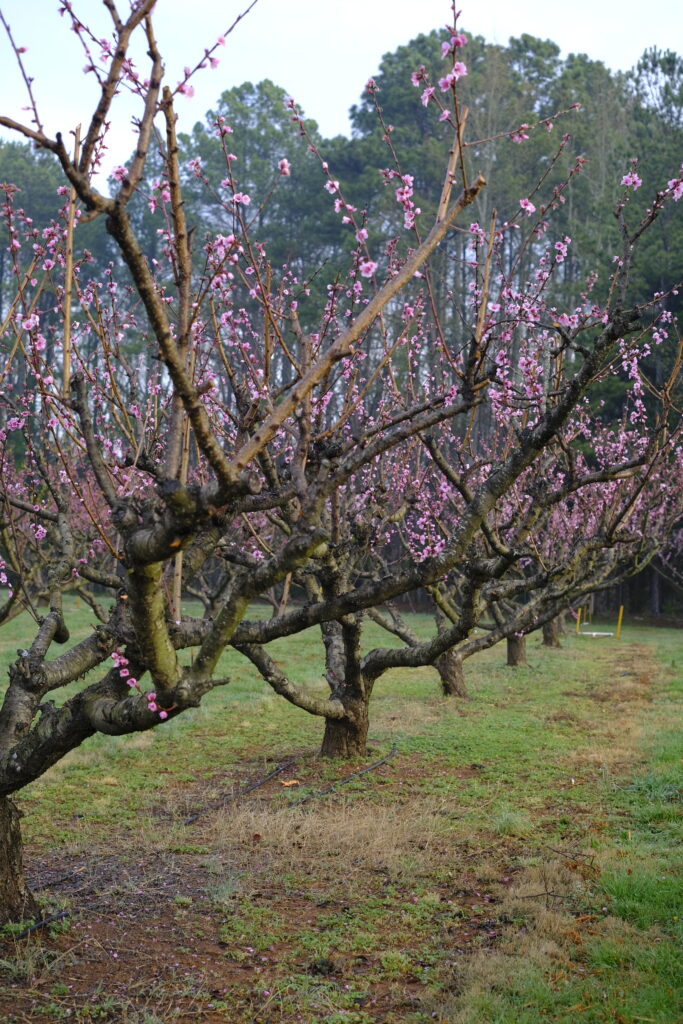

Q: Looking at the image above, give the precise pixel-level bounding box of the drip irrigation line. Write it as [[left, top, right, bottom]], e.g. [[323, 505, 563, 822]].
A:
[[287, 744, 398, 808], [183, 759, 295, 825], [11, 909, 70, 940]]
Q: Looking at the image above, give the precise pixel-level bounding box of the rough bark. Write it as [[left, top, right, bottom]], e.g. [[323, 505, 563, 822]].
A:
[[506, 634, 528, 667], [320, 702, 369, 758], [542, 617, 562, 648], [0, 796, 39, 925], [435, 647, 468, 696]]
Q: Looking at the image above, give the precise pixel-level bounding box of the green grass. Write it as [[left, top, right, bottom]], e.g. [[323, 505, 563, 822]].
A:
[[1, 604, 682, 1022]]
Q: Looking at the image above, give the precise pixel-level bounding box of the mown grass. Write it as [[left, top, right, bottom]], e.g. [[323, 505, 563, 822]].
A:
[[0, 602, 681, 1022]]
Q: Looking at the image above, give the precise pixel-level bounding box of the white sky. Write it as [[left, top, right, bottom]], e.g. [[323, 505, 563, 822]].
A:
[[0, 0, 681, 185]]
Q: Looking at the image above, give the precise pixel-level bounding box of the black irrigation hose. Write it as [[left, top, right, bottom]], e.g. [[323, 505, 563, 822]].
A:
[[183, 759, 295, 825], [10, 910, 70, 941], [287, 744, 398, 808], [183, 744, 399, 823]]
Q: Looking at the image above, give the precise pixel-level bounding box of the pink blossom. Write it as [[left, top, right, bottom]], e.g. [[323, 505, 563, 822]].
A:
[[421, 87, 435, 107], [325, 180, 340, 194], [667, 175, 683, 201], [438, 63, 467, 91], [621, 172, 642, 190], [112, 166, 127, 183], [519, 198, 536, 216], [511, 125, 530, 143], [278, 158, 291, 176], [233, 192, 250, 205], [359, 260, 378, 278], [411, 66, 426, 86]]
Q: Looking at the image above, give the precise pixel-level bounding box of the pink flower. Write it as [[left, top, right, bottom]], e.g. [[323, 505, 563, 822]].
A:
[[159, 710, 168, 720], [325, 180, 340, 194], [278, 158, 291, 176], [359, 260, 378, 278], [519, 198, 536, 216], [668, 176, 683, 201], [233, 192, 250, 205], [511, 125, 530, 143], [420, 87, 435, 107], [621, 171, 642, 189], [112, 166, 127, 182]]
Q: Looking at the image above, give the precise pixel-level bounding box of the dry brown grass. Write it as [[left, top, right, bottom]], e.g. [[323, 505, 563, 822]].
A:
[[209, 795, 448, 880]]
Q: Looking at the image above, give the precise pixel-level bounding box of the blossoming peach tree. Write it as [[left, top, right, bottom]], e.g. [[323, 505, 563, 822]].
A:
[[0, 0, 681, 922]]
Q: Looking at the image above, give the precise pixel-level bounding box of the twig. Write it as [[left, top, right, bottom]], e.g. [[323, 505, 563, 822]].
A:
[[183, 759, 294, 824], [287, 744, 398, 807], [11, 909, 69, 940], [515, 891, 562, 899], [543, 844, 595, 864]]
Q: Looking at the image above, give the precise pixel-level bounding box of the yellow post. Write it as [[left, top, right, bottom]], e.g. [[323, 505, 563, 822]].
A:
[[615, 605, 624, 639], [576, 607, 581, 633]]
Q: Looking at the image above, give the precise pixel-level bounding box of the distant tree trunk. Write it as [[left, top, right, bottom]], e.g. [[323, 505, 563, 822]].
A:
[[0, 796, 39, 925], [320, 701, 369, 758], [507, 634, 528, 667], [650, 567, 661, 618], [435, 647, 468, 697], [542, 618, 562, 648]]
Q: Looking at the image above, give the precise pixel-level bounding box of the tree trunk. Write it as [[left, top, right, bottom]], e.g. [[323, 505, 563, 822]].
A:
[[507, 634, 528, 667], [650, 566, 661, 618], [320, 705, 369, 758], [542, 618, 562, 648], [435, 647, 468, 697], [0, 796, 40, 925]]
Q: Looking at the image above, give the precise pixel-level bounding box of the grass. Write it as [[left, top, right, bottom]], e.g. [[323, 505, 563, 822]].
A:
[[0, 603, 681, 1021]]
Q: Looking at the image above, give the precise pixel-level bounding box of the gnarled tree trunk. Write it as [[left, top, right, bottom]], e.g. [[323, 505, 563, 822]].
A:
[[321, 700, 369, 758], [0, 796, 39, 925], [506, 634, 528, 667], [542, 617, 562, 648], [435, 647, 468, 697]]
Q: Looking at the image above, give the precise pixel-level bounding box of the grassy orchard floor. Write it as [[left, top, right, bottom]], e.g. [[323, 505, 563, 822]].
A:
[[0, 603, 681, 1023]]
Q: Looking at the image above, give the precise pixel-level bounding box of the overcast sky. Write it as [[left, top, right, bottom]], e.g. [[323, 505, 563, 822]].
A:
[[0, 0, 681, 183]]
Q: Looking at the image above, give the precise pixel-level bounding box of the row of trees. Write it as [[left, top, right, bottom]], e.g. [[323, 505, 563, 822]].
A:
[[0, 1, 681, 922]]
